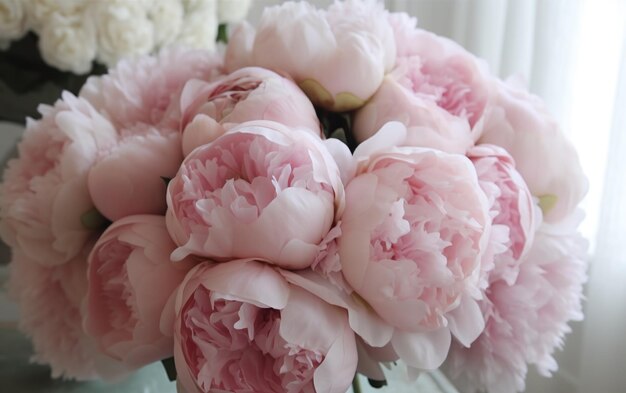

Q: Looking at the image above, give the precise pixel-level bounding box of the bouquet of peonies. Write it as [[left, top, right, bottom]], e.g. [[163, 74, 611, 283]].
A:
[[0, 0, 251, 73], [0, 1, 589, 393]]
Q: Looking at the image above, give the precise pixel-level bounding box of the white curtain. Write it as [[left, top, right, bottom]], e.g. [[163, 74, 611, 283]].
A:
[[247, 1, 626, 392], [390, 1, 626, 392]]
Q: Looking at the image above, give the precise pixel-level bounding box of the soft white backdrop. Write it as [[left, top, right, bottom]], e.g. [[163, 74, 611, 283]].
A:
[[247, 1, 626, 392]]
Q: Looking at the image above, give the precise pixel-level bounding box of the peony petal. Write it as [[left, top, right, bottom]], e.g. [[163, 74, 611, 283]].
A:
[[84, 215, 190, 368], [356, 341, 387, 381], [160, 286, 179, 338], [185, 260, 289, 310], [353, 121, 407, 162], [280, 286, 346, 352], [51, 177, 93, 262], [391, 328, 451, 370], [313, 313, 358, 393], [280, 269, 394, 347], [174, 335, 203, 393], [277, 238, 322, 270], [323, 138, 356, 185], [182, 114, 225, 156], [446, 296, 485, 348]]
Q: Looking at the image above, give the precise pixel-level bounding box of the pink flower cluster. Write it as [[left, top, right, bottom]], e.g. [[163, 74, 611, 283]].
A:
[[0, 1, 588, 393]]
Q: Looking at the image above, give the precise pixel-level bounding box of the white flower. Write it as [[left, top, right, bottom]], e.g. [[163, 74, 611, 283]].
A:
[[25, 0, 84, 33], [175, 1, 217, 50], [7, 0, 226, 72], [182, 0, 214, 12], [38, 13, 96, 74], [0, 0, 27, 41], [91, 0, 155, 67], [217, 0, 250, 24], [149, 0, 184, 48]]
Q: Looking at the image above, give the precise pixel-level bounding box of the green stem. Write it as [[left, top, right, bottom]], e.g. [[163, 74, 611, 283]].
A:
[[80, 207, 110, 230], [352, 374, 362, 393], [160, 357, 177, 381], [217, 23, 228, 44]]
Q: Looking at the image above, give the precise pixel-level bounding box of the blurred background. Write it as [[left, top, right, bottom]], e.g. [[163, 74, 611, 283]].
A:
[[1, 1, 625, 392]]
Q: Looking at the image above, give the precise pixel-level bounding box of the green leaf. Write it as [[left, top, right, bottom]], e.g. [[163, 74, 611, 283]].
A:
[[352, 374, 362, 393], [314, 107, 359, 152], [329, 128, 348, 144], [538, 194, 558, 215], [217, 24, 228, 44], [161, 357, 177, 382], [368, 378, 387, 388], [80, 208, 110, 230]]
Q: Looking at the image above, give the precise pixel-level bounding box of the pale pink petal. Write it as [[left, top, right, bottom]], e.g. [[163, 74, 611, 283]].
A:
[[173, 260, 357, 393], [279, 269, 394, 348], [177, 260, 289, 311], [447, 296, 485, 348], [391, 328, 452, 370], [478, 78, 587, 222], [167, 121, 343, 270], [88, 132, 183, 221], [85, 215, 192, 368], [353, 121, 407, 162], [226, 0, 395, 111]]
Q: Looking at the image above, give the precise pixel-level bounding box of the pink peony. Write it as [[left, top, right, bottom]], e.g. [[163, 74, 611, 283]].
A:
[[308, 224, 353, 294], [173, 259, 357, 393], [1, 48, 223, 267], [478, 78, 587, 222], [85, 215, 193, 368], [88, 131, 183, 221], [468, 144, 537, 286], [354, 18, 489, 150], [444, 215, 588, 393], [0, 93, 118, 267], [80, 47, 223, 133], [388, 15, 490, 130], [337, 123, 491, 370], [225, 0, 395, 111], [166, 120, 347, 269], [272, 262, 396, 382], [386, 12, 418, 59], [178, 67, 320, 156], [352, 76, 473, 153], [0, 48, 222, 379], [7, 249, 127, 380], [81, 48, 223, 222]]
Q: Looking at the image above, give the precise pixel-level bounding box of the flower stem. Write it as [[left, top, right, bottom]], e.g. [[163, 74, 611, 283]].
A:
[[352, 374, 362, 393], [217, 24, 228, 44], [160, 357, 177, 381]]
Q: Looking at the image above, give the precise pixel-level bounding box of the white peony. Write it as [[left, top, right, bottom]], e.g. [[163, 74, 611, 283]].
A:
[[182, 0, 214, 12], [25, 0, 84, 33], [2, 0, 233, 73], [0, 0, 27, 41], [149, 0, 184, 48], [217, 0, 251, 24], [38, 12, 96, 74], [91, 0, 155, 67], [175, 0, 218, 50]]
